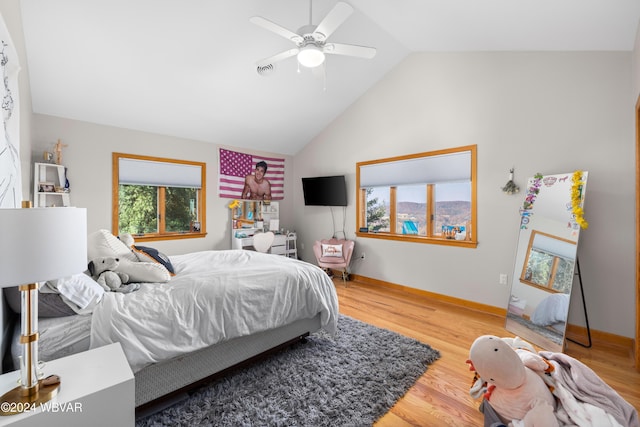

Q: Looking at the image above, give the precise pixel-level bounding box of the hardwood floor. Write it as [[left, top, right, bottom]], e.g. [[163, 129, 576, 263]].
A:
[[333, 279, 640, 426]]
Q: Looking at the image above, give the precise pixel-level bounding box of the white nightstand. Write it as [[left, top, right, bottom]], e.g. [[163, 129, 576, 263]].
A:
[[0, 343, 134, 427]]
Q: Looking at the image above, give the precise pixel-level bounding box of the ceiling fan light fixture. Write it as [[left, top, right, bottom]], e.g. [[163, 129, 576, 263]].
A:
[[297, 45, 325, 68]]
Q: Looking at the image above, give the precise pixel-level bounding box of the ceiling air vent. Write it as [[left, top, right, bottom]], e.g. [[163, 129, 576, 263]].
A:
[[256, 63, 274, 76]]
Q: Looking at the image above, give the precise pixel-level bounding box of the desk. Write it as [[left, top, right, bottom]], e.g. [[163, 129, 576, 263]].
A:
[[0, 343, 134, 427], [232, 232, 297, 258]]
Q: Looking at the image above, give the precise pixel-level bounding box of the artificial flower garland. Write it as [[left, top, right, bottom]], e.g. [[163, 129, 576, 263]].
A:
[[519, 173, 543, 229], [571, 170, 588, 229], [522, 173, 543, 211]]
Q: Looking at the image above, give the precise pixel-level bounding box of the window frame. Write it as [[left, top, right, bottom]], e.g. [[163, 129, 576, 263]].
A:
[[356, 145, 477, 248], [112, 152, 206, 242]]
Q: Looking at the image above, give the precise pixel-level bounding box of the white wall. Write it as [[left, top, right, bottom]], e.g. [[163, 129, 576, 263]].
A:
[[0, 0, 32, 203], [0, 0, 33, 371], [293, 51, 636, 339], [30, 114, 294, 257]]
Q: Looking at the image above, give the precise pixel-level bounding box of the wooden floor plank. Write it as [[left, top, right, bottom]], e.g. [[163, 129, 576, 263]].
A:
[[334, 279, 640, 426]]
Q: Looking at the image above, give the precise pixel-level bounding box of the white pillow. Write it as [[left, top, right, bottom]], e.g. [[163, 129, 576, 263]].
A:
[[87, 229, 138, 263], [322, 243, 343, 258], [53, 273, 105, 310], [119, 233, 135, 248]]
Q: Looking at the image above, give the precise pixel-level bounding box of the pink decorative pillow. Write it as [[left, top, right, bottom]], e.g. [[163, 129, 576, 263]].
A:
[[322, 243, 343, 258]]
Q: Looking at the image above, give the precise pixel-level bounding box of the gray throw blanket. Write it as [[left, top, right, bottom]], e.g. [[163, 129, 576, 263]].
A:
[[480, 399, 507, 427], [539, 351, 639, 427]]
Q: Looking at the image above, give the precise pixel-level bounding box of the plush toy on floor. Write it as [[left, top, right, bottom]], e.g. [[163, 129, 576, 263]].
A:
[[467, 335, 558, 427], [88, 257, 140, 293]]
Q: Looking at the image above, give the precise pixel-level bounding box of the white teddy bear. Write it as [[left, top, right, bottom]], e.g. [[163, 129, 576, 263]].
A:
[[87, 257, 140, 293]]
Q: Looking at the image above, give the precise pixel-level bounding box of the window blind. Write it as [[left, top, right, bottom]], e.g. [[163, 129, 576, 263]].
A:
[[119, 158, 202, 188], [531, 233, 576, 260], [359, 151, 471, 188]]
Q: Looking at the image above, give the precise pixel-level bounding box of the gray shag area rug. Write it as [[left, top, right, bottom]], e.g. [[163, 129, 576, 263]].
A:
[[136, 315, 440, 427], [506, 312, 563, 345]]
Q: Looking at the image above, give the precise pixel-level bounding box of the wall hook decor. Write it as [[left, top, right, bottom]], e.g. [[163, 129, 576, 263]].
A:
[[502, 168, 520, 195]]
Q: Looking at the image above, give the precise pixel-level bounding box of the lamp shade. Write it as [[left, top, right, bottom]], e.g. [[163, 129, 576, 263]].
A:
[[0, 208, 87, 287]]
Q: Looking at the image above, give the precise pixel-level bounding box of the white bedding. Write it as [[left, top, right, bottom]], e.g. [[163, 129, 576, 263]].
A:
[[531, 293, 570, 327], [89, 250, 339, 372], [11, 314, 92, 370]]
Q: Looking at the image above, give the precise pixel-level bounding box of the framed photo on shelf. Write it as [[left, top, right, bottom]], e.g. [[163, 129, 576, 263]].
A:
[[39, 182, 55, 192]]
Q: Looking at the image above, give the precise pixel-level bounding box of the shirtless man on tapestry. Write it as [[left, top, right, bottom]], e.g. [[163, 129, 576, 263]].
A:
[[241, 161, 272, 201]]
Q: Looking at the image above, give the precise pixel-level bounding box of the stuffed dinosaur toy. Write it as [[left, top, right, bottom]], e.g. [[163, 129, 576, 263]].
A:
[[467, 335, 558, 427], [87, 257, 139, 293]]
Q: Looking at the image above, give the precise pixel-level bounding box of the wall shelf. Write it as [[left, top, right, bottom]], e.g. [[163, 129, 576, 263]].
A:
[[33, 162, 70, 207]]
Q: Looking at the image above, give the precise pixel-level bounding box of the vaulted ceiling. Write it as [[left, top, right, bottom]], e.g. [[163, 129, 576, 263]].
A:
[[19, 0, 640, 155]]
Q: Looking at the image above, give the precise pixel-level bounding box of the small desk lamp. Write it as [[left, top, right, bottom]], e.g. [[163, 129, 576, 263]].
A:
[[0, 204, 87, 415]]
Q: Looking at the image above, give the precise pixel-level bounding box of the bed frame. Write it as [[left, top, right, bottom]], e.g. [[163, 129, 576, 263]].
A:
[[1, 299, 322, 418], [133, 314, 322, 416]]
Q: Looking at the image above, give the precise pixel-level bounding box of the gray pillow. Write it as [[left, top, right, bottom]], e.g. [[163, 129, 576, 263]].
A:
[[3, 287, 76, 318]]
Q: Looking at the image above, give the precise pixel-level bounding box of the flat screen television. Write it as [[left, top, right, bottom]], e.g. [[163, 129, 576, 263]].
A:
[[301, 175, 348, 206]]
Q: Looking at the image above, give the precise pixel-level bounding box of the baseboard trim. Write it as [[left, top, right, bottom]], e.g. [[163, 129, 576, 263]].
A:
[[565, 324, 634, 352], [350, 274, 506, 317], [350, 274, 634, 354]]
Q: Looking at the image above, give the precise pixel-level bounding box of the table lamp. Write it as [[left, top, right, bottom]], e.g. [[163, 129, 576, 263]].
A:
[[0, 204, 87, 415]]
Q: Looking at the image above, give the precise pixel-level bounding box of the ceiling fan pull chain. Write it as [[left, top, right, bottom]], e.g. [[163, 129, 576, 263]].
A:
[[323, 63, 327, 92]]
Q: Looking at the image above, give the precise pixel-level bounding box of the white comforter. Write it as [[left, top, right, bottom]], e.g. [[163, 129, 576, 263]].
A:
[[90, 250, 339, 372]]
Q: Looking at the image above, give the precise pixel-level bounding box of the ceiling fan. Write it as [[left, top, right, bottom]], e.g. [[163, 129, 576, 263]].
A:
[[250, 1, 376, 73]]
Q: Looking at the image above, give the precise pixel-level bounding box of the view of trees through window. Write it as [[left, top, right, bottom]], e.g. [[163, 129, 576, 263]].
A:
[[113, 152, 205, 240], [523, 249, 575, 293], [366, 188, 389, 232], [118, 185, 198, 235]]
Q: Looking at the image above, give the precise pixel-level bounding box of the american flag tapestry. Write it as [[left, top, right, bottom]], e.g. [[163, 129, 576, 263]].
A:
[[218, 148, 285, 200]]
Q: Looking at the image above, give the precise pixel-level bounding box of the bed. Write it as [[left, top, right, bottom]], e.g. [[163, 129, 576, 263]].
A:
[[6, 230, 339, 414], [530, 292, 570, 333]]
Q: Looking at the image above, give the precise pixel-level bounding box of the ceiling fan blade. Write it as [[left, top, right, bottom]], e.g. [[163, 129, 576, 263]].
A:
[[324, 43, 376, 59], [250, 16, 303, 44], [256, 48, 299, 68], [313, 2, 353, 41]]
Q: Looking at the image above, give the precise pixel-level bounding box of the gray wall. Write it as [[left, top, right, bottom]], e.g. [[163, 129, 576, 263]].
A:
[[0, 0, 33, 371], [2, 0, 639, 342], [293, 51, 636, 339], [30, 115, 295, 257], [0, 0, 32, 203]]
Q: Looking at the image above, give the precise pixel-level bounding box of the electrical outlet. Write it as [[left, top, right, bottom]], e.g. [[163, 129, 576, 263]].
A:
[[499, 273, 508, 285]]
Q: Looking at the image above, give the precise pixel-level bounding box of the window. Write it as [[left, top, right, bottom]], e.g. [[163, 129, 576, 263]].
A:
[[356, 145, 477, 247], [112, 153, 206, 241], [519, 230, 576, 293]]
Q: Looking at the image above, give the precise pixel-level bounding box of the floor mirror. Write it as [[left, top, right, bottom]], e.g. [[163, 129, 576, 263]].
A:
[[505, 171, 588, 351]]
